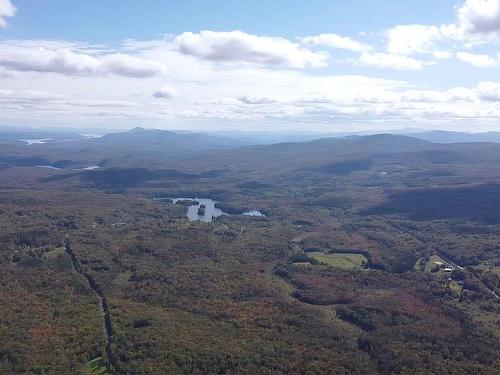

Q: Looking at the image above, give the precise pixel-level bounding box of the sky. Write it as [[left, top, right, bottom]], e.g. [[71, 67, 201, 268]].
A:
[[1, 0, 500, 132]]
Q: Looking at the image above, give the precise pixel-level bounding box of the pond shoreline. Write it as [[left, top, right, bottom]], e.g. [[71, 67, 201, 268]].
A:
[[157, 197, 264, 223]]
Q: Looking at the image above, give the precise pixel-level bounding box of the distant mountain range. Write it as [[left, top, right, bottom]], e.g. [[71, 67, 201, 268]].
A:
[[207, 129, 500, 144], [405, 130, 500, 143], [4, 127, 500, 183], [3, 126, 500, 145]]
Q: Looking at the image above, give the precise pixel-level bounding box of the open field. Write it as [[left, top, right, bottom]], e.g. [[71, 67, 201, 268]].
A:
[[415, 254, 448, 273], [308, 252, 368, 269], [84, 357, 110, 375]]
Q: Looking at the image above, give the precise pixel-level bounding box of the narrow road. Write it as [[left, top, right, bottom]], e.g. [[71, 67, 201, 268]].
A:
[[437, 251, 499, 300], [64, 242, 115, 371]]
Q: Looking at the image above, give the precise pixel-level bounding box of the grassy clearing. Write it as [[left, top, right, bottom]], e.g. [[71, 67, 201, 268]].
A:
[[42, 246, 66, 260], [309, 252, 368, 269], [415, 255, 448, 273], [267, 274, 295, 295], [84, 357, 110, 375], [448, 281, 463, 296], [292, 261, 313, 267]]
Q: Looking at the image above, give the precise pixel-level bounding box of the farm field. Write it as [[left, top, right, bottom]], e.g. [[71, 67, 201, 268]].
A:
[[308, 252, 368, 269], [84, 357, 110, 375]]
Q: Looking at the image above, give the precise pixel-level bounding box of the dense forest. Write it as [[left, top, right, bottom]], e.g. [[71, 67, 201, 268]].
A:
[[0, 129, 498, 374]]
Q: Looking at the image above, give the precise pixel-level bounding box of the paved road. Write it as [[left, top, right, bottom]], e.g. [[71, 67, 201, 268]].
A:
[[438, 252, 499, 300]]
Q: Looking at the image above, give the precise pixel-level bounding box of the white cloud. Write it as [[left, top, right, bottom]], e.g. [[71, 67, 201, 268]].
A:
[[301, 33, 372, 52], [0, 89, 67, 102], [446, 87, 477, 102], [401, 90, 446, 103], [387, 24, 442, 55], [0, 47, 100, 75], [174, 30, 328, 68], [358, 52, 430, 70], [456, 51, 497, 67], [476, 81, 500, 101], [0, 42, 166, 77], [0, 89, 139, 109], [457, 0, 500, 34], [2, 33, 500, 131], [401, 87, 477, 103], [238, 95, 276, 104], [384, 1, 500, 62], [0, 0, 16, 28], [432, 51, 452, 59], [152, 86, 177, 99], [0, 66, 16, 77], [99, 54, 166, 77], [399, 82, 500, 104]]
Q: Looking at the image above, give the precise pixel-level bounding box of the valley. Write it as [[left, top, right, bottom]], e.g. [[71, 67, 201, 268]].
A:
[[0, 128, 498, 374], [3, 1, 500, 373]]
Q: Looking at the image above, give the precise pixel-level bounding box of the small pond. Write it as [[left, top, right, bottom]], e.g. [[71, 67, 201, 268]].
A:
[[242, 210, 265, 217], [21, 138, 52, 145], [158, 197, 264, 223], [80, 165, 100, 171], [36, 165, 62, 170]]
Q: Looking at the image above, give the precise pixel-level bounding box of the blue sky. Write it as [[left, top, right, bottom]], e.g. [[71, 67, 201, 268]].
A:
[[0, 0, 500, 132], [5, 1, 457, 41]]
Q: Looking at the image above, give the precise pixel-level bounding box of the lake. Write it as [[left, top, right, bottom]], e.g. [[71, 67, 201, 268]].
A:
[[160, 197, 264, 223], [242, 210, 265, 217], [36, 165, 62, 170], [36, 164, 100, 171], [21, 138, 52, 145]]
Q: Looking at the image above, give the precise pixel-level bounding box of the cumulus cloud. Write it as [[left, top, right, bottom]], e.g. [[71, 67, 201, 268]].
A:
[[301, 33, 372, 52], [358, 52, 430, 70], [0, 42, 166, 77], [174, 30, 328, 67], [458, 0, 500, 34], [0, 47, 99, 75], [0, 0, 16, 28], [384, 0, 500, 63], [476, 81, 500, 101], [2, 31, 500, 130], [456, 51, 498, 67], [152, 86, 177, 99]]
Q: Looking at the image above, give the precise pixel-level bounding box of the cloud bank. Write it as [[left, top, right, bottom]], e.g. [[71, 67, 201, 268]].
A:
[[0, 42, 166, 77], [2, 1, 500, 131]]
